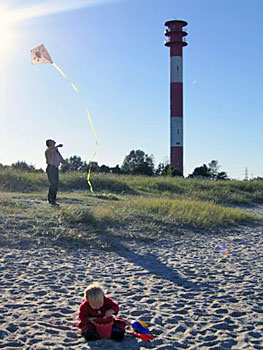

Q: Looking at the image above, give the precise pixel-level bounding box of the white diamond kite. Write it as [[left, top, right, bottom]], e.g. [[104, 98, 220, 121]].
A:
[[31, 44, 53, 65]]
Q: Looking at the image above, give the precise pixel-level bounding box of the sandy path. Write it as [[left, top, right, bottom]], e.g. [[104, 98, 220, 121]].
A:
[[1, 225, 263, 349]]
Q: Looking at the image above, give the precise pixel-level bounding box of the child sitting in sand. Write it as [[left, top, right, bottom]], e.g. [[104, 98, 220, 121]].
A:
[[78, 283, 126, 341]]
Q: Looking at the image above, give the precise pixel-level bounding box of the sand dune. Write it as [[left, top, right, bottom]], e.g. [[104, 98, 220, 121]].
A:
[[1, 222, 263, 349]]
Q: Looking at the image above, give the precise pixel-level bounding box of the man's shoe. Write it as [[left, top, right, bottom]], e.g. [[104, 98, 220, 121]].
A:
[[49, 201, 60, 207]]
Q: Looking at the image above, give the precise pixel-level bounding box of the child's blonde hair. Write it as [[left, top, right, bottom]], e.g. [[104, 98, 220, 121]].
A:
[[84, 282, 104, 300]]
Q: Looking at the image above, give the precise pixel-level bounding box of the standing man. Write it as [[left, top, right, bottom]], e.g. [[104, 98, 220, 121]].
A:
[[45, 139, 70, 206]]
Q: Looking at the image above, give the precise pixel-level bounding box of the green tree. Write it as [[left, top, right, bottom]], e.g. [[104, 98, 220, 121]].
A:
[[156, 163, 182, 177], [189, 160, 228, 180], [80, 161, 88, 171], [208, 160, 220, 179], [216, 171, 228, 180], [121, 150, 154, 176], [189, 164, 211, 178], [89, 161, 100, 172], [99, 164, 110, 173], [162, 165, 182, 177], [11, 161, 35, 172], [69, 156, 84, 171], [61, 155, 87, 172], [155, 162, 165, 176], [110, 165, 122, 174]]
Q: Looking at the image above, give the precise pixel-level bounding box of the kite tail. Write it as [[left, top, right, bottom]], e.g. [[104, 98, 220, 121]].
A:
[[52, 62, 98, 193], [85, 106, 99, 193], [52, 63, 80, 93]]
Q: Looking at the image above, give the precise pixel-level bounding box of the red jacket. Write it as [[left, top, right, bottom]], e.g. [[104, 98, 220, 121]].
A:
[[78, 296, 120, 332]]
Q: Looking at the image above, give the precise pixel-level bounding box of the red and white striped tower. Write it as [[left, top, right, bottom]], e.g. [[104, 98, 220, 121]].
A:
[[164, 20, 188, 175]]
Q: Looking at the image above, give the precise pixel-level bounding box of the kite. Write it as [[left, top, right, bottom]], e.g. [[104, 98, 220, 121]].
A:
[[31, 44, 98, 193], [31, 44, 53, 64]]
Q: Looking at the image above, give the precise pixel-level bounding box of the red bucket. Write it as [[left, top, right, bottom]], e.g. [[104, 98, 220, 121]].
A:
[[95, 320, 113, 339]]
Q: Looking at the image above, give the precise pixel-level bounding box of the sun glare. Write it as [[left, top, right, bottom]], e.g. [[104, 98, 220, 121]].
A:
[[0, 4, 13, 27], [0, 6, 15, 62]]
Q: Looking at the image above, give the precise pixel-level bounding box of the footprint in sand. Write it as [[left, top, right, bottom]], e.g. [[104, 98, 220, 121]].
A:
[[34, 290, 48, 296], [215, 308, 228, 314], [7, 323, 18, 333], [0, 330, 7, 340]]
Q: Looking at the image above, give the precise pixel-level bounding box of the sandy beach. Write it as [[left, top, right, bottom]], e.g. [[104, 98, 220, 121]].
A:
[[1, 215, 263, 349]]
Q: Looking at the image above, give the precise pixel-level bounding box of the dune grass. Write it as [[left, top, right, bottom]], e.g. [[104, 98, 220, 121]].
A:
[[1, 168, 263, 205], [1, 169, 263, 248], [60, 196, 261, 230]]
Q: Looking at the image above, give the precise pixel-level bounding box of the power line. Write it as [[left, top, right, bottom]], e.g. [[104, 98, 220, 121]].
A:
[[244, 167, 248, 181]]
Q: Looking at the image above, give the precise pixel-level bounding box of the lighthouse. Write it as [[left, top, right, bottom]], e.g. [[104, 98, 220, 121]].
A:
[[164, 20, 188, 176]]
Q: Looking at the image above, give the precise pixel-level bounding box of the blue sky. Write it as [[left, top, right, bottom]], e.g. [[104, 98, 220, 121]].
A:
[[0, 0, 263, 179]]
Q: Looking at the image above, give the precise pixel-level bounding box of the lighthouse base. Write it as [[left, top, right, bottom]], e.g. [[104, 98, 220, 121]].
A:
[[171, 147, 183, 176]]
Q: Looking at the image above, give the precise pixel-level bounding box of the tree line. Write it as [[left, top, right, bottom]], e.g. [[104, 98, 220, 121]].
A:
[[0, 150, 228, 180]]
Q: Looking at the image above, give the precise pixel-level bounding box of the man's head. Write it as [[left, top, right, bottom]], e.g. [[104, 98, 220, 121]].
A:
[[46, 139, 56, 147]]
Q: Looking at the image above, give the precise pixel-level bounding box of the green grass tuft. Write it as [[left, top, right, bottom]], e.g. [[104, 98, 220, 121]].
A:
[[58, 196, 262, 230], [60, 206, 95, 224]]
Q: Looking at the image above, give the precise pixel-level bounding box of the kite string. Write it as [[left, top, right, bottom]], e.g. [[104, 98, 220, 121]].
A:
[[52, 63, 98, 193]]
